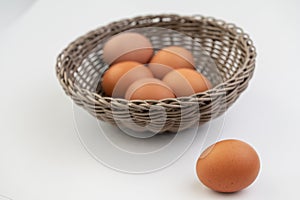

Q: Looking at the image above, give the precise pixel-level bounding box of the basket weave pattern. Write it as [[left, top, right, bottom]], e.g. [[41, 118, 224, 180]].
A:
[[56, 14, 256, 132]]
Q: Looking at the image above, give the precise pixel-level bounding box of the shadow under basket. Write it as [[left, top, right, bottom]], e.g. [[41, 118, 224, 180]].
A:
[[56, 14, 256, 133]]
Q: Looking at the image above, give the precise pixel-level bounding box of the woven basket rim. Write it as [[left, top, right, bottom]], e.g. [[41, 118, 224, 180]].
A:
[[56, 14, 256, 106]]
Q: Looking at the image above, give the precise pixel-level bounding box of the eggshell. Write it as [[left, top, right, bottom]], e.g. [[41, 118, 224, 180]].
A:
[[103, 32, 153, 64], [101, 61, 153, 97], [147, 64, 174, 80], [125, 78, 175, 100], [149, 46, 195, 79], [196, 139, 260, 193], [162, 68, 211, 97]]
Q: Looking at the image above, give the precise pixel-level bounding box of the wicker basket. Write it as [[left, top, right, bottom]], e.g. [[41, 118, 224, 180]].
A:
[[56, 14, 256, 133]]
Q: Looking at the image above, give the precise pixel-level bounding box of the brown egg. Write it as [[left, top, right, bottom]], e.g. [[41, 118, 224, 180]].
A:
[[125, 78, 175, 100], [103, 32, 153, 64], [162, 68, 211, 97], [149, 46, 195, 79], [196, 139, 260, 193], [101, 61, 153, 97]]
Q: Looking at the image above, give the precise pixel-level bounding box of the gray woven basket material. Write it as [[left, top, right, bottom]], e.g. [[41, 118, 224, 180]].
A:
[[56, 14, 256, 133]]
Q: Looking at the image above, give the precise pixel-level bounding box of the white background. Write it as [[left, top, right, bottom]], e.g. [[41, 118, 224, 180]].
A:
[[0, 0, 299, 199]]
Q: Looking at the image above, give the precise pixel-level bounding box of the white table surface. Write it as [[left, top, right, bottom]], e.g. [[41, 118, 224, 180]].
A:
[[0, 0, 299, 199]]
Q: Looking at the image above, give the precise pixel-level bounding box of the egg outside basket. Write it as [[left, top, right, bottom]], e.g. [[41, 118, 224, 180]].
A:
[[56, 14, 256, 133]]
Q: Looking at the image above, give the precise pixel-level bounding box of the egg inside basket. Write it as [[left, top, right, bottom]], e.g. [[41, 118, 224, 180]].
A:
[[56, 14, 256, 133]]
